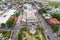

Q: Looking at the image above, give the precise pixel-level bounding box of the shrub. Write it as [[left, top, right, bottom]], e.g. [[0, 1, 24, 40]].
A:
[[39, 8, 48, 13], [18, 31, 23, 40], [3, 31, 11, 38], [6, 18, 14, 27], [50, 23, 59, 32], [0, 31, 11, 38], [21, 27, 27, 31], [57, 34, 60, 37], [51, 14, 60, 21], [9, 5, 12, 9], [1, 23, 5, 27], [20, 20, 22, 23], [14, 11, 20, 17]]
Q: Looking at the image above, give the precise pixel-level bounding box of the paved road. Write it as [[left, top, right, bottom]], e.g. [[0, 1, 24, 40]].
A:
[[0, 1, 59, 40], [11, 11, 23, 40], [37, 13, 58, 40], [33, 2, 58, 40]]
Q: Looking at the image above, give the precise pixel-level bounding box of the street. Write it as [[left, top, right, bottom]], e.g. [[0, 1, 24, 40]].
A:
[[0, 1, 59, 40]]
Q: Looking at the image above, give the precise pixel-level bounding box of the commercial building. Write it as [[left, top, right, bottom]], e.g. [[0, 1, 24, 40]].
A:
[[22, 4, 38, 23], [0, 9, 16, 27]]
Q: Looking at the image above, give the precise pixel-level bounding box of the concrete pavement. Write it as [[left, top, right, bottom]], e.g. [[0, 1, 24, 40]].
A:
[[32, 1, 59, 40]]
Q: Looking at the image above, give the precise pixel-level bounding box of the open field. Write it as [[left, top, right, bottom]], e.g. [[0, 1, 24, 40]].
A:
[[48, 2, 60, 6], [45, 0, 60, 6], [0, 31, 11, 38], [18, 27, 46, 40]]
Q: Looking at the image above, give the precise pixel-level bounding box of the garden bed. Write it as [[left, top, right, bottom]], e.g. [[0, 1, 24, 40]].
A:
[[0, 31, 11, 38], [18, 27, 46, 40]]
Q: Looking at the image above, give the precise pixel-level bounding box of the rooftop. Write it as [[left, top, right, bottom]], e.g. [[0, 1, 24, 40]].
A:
[[0, 9, 16, 24], [46, 18, 60, 24], [22, 4, 38, 22], [47, 8, 60, 13]]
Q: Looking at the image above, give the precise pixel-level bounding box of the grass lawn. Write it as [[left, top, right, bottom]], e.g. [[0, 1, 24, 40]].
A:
[[18, 27, 46, 40], [48, 1, 60, 6], [0, 31, 11, 38]]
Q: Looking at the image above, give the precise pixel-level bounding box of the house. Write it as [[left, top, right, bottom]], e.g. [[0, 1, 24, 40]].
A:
[[10, 16, 18, 22], [46, 18, 60, 24]]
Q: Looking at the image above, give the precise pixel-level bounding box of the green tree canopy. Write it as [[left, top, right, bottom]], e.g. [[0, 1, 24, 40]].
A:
[[51, 14, 60, 21], [6, 18, 14, 27], [50, 23, 59, 32], [39, 8, 49, 13], [1, 23, 5, 27], [14, 11, 20, 17]]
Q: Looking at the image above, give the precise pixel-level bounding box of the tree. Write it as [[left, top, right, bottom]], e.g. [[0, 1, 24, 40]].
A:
[[57, 34, 60, 37], [14, 11, 20, 17], [39, 8, 48, 13], [50, 23, 59, 32], [1, 23, 5, 27], [51, 14, 60, 21], [6, 18, 14, 27], [9, 5, 12, 9], [18, 31, 23, 40], [20, 20, 22, 23]]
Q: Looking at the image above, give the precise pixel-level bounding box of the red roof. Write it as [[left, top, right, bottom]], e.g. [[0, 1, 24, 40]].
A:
[[10, 16, 18, 22], [46, 18, 60, 24]]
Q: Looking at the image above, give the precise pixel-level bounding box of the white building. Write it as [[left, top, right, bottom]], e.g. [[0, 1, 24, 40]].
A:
[[0, 9, 16, 27], [22, 4, 38, 23], [47, 8, 60, 13]]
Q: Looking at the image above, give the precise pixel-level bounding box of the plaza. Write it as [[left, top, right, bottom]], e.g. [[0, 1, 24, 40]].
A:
[[22, 3, 38, 23]]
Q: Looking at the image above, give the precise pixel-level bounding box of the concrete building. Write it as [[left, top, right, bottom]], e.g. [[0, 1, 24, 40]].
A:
[[22, 3, 38, 23], [0, 9, 16, 27]]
